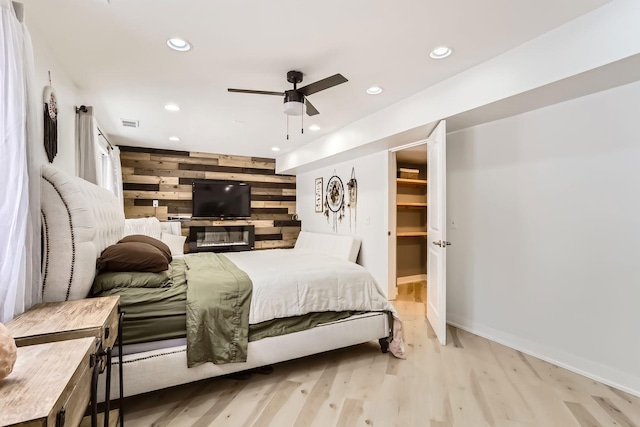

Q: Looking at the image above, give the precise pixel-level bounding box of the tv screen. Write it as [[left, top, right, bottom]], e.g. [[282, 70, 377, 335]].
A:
[[192, 180, 251, 218]]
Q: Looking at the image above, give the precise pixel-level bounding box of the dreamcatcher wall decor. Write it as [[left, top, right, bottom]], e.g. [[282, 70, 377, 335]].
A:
[[324, 172, 345, 232], [43, 71, 58, 163], [347, 167, 357, 233]]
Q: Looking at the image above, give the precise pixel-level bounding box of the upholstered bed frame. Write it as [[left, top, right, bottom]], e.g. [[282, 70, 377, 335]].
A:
[[41, 166, 389, 401], [41, 166, 125, 302]]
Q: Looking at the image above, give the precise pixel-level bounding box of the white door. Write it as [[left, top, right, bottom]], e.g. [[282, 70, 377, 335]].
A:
[[427, 120, 448, 345]]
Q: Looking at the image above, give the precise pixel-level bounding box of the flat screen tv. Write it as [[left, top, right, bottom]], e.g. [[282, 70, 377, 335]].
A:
[[192, 180, 251, 219]]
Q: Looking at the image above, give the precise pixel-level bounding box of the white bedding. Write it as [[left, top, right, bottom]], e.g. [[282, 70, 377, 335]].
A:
[[225, 249, 398, 325]]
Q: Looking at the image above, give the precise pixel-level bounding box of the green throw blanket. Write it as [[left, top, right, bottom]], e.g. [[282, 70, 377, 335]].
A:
[[185, 253, 253, 367]]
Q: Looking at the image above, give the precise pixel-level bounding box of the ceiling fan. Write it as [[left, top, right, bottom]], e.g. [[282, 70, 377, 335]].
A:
[[228, 70, 348, 117]]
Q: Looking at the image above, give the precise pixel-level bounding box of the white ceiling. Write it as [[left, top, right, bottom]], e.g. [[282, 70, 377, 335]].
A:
[[22, 0, 611, 158]]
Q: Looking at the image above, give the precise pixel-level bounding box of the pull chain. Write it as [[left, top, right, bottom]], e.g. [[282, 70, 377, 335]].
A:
[[286, 114, 289, 140], [301, 103, 304, 135]]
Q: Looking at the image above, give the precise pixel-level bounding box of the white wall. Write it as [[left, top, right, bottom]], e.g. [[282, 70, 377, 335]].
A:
[[447, 80, 640, 395], [28, 24, 80, 172], [296, 150, 390, 295]]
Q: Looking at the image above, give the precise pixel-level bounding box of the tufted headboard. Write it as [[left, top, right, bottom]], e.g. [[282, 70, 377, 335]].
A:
[[41, 166, 125, 302]]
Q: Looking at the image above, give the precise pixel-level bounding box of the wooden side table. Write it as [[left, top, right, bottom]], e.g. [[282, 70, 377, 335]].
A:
[[0, 337, 96, 427], [8, 296, 120, 349], [7, 296, 124, 427]]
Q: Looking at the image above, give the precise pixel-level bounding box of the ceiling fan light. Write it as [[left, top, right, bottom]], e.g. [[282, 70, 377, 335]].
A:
[[283, 101, 306, 116]]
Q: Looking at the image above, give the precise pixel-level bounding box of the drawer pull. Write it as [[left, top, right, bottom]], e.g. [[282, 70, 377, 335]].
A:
[[56, 406, 66, 426], [105, 326, 110, 339]]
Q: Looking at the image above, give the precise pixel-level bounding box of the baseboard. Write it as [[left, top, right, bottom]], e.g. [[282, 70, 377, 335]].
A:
[[447, 314, 640, 398]]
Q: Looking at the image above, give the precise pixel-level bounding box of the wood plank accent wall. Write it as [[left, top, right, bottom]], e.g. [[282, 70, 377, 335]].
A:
[[119, 146, 301, 250]]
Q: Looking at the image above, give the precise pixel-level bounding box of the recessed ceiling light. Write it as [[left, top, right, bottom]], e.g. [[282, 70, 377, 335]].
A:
[[366, 86, 383, 95], [167, 38, 191, 52], [169, 136, 180, 142], [430, 46, 453, 59], [164, 104, 180, 111], [309, 124, 321, 132], [271, 146, 281, 152]]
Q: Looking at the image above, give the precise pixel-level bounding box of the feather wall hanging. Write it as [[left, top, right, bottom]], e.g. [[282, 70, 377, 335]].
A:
[[324, 171, 345, 232], [347, 167, 357, 233], [43, 72, 58, 163]]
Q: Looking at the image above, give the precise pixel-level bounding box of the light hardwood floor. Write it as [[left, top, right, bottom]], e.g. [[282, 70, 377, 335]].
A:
[[396, 281, 427, 303], [123, 300, 640, 426]]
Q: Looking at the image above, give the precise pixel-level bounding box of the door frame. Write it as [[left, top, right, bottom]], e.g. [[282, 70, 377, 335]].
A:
[[388, 139, 428, 300], [388, 151, 398, 300]]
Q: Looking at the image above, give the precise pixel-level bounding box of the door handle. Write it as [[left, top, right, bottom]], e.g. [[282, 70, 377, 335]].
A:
[[432, 240, 452, 247]]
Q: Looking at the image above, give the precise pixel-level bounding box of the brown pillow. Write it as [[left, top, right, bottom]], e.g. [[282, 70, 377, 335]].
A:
[[97, 242, 169, 273], [118, 235, 172, 263]]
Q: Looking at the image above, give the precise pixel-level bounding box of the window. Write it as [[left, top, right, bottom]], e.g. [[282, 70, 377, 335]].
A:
[[95, 124, 123, 205], [96, 134, 114, 192]]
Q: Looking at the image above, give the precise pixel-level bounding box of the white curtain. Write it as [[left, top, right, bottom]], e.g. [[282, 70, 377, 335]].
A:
[[0, 0, 41, 323], [76, 107, 98, 184], [94, 124, 123, 202], [21, 3, 41, 319], [110, 145, 124, 206]]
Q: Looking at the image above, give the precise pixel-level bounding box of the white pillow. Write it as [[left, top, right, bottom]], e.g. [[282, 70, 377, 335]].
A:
[[160, 221, 181, 237], [294, 231, 361, 262], [161, 233, 187, 256], [124, 217, 162, 240]]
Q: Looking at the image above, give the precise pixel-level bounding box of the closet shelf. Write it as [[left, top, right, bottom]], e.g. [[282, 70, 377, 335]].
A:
[[396, 202, 428, 208], [397, 178, 427, 186], [397, 231, 428, 237]]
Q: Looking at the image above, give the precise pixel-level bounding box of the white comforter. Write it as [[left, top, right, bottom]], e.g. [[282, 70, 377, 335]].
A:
[[225, 249, 398, 325]]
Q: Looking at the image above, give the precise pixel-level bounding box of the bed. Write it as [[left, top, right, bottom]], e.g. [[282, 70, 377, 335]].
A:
[[40, 165, 402, 401]]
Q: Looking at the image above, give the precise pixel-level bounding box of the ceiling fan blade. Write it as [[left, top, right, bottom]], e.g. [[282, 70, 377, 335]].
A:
[[298, 74, 348, 96], [228, 88, 285, 96], [305, 99, 320, 116]]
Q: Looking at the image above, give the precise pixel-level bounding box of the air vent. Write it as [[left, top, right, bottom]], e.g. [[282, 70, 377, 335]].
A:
[[121, 119, 139, 128]]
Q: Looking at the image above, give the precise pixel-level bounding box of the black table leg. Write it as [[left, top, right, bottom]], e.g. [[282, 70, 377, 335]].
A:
[[118, 311, 125, 427], [91, 349, 100, 427], [104, 347, 112, 427]]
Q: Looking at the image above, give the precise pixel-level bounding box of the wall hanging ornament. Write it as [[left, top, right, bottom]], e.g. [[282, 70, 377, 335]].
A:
[[43, 72, 58, 163], [324, 172, 345, 232], [347, 167, 357, 233], [314, 177, 323, 213]]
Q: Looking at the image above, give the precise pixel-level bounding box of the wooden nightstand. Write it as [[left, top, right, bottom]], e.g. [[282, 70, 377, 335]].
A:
[[8, 296, 120, 349], [7, 296, 124, 427], [0, 337, 96, 427]]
